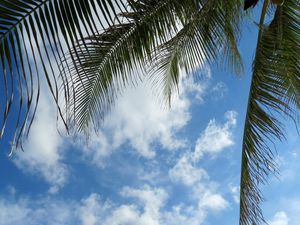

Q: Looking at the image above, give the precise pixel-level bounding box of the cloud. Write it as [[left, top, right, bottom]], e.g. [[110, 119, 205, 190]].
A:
[[78, 194, 105, 225], [211, 82, 228, 100], [121, 185, 168, 216], [11, 62, 212, 194], [0, 195, 76, 225], [269, 211, 289, 225], [182, 68, 211, 103], [13, 92, 68, 194], [82, 74, 211, 163], [169, 110, 237, 186], [194, 110, 237, 160], [266, 198, 300, 225], [162, 183, 228, 225], [169, 154, 208, 186], [197, 188, 229, 211], [104, 185, 168, 225], [103, 81, 191, 158], [167, 111, 235, 223], [229, 184, 240, 204], [0, 182, 227, 225], [78, 131, 111, 168], [0, 186, 167, 225]]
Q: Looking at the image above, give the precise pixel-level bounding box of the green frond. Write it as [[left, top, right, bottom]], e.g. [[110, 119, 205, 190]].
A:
[[66, 0, 245, 131], [151, 0, 244, 103], [0, 0, 128, 152], [65, 0, 206, 131], [240, 1, 300, 224]]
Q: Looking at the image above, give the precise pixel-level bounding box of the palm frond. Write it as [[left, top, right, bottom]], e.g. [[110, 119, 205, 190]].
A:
[[240, 1, 300, 224], [64, 0, 205, 131], [151, 0, 244, 103], [0, 0, 127, 152]]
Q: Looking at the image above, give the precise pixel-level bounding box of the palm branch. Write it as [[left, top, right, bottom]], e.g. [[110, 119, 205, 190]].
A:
[[66, 0, 243, 131], [240, 0, 300, 224], [0, 0, 130, 150]]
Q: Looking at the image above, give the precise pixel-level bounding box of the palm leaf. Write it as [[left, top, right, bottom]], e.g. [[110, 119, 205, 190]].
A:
[[66, 0, 245, 131], [0, 0, 129, 152], [151, 0, 243, 103], [64, 0, 209, 131], [240, 1, 300, 224]]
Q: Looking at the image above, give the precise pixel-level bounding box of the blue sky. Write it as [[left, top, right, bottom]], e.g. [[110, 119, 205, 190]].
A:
[[0, 5, 299, 225]]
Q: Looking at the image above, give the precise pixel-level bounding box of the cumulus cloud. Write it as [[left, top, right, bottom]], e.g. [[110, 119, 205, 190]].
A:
[[169, 110, 237, 186], [197, 188, 229, 211], [229, 184, 240, 204], [162, 183, 228, 225], [11, 64, 212, 192], [103, 81, 191, 158], [269, 211, 289, 225], [194, 110, 237, 160], [104, 185, 168, 225], [181, 67, 211, 102], [78, 131, 111, 168], [0, 183, 228, 225], [0, 186, 166, 225], [13, 93, 68, 194], [78, 194, 106, 225], [167, 110, 236, 222], [82, 74, 211, 163], [267, 198, 300, 225], [0, 195, 76, 225], [169, 154, 208, 186]]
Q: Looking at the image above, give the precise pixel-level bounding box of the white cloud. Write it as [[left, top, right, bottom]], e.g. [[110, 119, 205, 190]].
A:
[[198, 191, 228, 211], [0, 196, 75, 225], [79, 131, 111, 168], [13, 93, 68, 194], [106, 184, 227, 225], [81, 74, 210, 162], [162, 204, 207, 225], [266, 198, 300, 225], [194, 110, 237, 161], [78, 194, 104, 225], [182, 68, 211, 103], [169, 110, 237, 187], [0, 199, 29, 225], [103, 185, 168, 225], [269, 211, 289, 225], [169, 154, 208, 186], [102, 81, 191, 158], [104, 205, 141, 225], [229, 184, 240, 204], [0, 181, 229, 225], [11, 62, 212, 194], [211, 82, 228, 100], [162, 184, 228, 225], [167, 110, 234, 223], [121, 185, 167, 214]]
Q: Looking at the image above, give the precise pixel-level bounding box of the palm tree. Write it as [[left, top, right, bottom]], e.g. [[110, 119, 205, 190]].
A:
[[0, 0, 299, 224]]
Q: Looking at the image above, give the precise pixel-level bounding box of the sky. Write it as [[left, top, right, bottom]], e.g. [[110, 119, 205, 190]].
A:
[[0, 3, 299, 225]]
